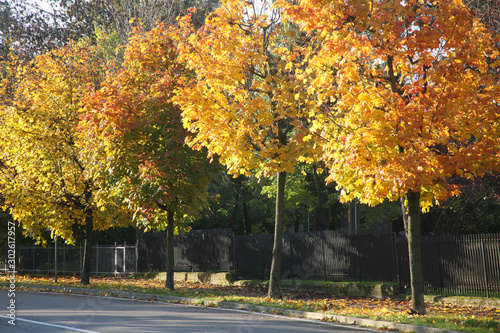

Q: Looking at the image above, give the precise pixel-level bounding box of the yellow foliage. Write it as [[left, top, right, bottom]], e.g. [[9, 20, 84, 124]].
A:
[[0, 40, 131, 244], [173, 0, 322, 178], [281, 0, 500, 208]]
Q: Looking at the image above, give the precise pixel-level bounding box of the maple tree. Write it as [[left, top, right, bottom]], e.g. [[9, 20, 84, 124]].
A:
[[173, 0, 321, 298], [81, 23, 214, 290], [0, 40, 130, 285], [282, 0, 500, 314]]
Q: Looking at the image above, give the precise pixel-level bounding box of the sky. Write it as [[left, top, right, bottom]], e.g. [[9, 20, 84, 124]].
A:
[[28, 0, 56, 13]]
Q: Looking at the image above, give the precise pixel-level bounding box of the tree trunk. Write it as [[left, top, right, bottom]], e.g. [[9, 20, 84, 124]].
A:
[[81, 209, 93, 286], [400, 197, 409, 238], [165, 210, 175, 290], [406, 190, 426, 315], [268, 171, 286, 299]]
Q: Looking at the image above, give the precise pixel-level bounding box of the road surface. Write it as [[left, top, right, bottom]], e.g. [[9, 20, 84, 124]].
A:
[[0, 290, 378, 332]]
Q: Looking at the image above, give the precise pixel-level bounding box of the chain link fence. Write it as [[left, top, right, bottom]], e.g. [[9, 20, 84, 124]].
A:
[[10, 243, 137, 275]]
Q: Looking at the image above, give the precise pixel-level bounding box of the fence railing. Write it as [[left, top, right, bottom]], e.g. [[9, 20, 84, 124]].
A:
[[8, 243, 137, 275], [397, 233, 500, 297], [138, 230, 500, 297], [3, 230, 499, 297]]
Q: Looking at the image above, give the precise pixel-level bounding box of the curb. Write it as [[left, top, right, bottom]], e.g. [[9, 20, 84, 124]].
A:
[[5, 284, 462, 333]]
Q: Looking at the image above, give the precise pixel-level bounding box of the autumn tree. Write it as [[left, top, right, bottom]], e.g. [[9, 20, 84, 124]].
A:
[[283, 0, 500, 314], [0, 0, 219, 63], [50, 0, 220, 48], [0, 0, 64, 269], [0, 41, 130, 285], [81, 23, 214, 290], [96, 0, 219, 40], [174, 0, 320, 298]]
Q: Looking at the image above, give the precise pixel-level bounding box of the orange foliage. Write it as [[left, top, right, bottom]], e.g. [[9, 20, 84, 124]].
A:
[[281, 0, 500, 210], [173, 0, 320, 178]]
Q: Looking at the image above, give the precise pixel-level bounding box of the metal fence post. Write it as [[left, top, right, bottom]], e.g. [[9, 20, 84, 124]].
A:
[[114, 242, 118, 276], [260, 240, 264, 280], [321, 233, 327, 281], [124, 242, 127, 274], [55, 236, 58, 282], [436, 238, 444, 296], [393, 233, 400, 284], [135, 242, 138, 273], [63, 244, 66, 274], [96, 243, 99, 274], [480, 239, 490, 298], [80, 246, 83, 274]]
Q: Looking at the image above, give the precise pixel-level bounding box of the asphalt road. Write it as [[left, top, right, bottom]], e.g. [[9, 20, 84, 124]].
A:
[[0, 290, 379, 333]]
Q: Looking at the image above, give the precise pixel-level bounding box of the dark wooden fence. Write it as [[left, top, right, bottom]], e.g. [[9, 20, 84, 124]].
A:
[[137, 229, 234, 272], [235, 232, 398, 282], [138, 230, 500, 297]]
